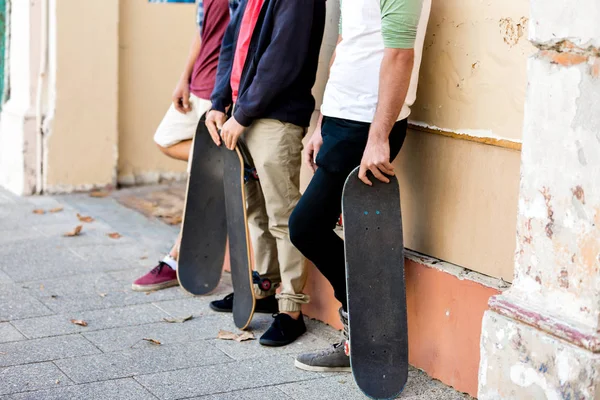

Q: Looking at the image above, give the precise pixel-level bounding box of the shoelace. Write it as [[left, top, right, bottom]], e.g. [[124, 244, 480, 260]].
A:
[[151, 262, 168, 275]]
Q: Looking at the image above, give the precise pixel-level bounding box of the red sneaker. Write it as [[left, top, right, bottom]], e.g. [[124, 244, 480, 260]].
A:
[[131, 262, 179, 292]]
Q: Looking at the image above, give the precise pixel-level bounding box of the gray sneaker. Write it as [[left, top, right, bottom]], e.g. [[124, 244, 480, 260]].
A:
[[294, 341, 351, 372]]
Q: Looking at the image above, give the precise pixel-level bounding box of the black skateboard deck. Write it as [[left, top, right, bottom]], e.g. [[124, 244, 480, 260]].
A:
[[178, 116, 228, 295], [342, 166, 408, 399], [222, 143, 256, 330]]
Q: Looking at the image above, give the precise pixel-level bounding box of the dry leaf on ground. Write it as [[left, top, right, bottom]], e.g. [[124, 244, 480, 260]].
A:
[[217, 330, 239, 341], [140, 256, 148, 260], [145, 290, 157, 296], [77, 213, 94, 223], [235, 332, 255, 342], [163, 215, 183, 225], [217, 330, 255, 342], [143, 338, 161, 345], [89, 191, 110, 198], [70, 319, 88, 327], [49, 207, 64, 213], [32, 209, 45, 215], [64, 225, 83, 237], [163, 315, 193, 324], [107, 232, 121, 239]]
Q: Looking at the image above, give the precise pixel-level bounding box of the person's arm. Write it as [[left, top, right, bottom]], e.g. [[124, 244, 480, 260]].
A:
[[305, 33, 342, 172], [358, 0, 423, 185], [206, 0, 246, 145], [172, 30, 202, 114], [232, 0, 325, 127]]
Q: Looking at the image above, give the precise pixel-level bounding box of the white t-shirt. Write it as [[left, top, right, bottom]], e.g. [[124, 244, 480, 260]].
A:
[[321, 0, 432, 123]]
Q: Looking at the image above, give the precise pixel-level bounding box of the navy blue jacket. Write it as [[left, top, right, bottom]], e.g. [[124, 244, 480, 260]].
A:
[[211, 0, 326, 128]]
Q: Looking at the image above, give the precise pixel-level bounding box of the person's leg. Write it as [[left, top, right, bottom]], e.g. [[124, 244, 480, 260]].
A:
[[289, 167, 348, 308], [244, 118, 308, 346], [132, 96, 211, 292], [293, 117, 407, 371], [209, 177, 280, 314]]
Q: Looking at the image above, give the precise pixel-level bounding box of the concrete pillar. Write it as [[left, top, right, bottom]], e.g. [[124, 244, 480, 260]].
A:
[[0, 0, 41, 195], [478, 0, 600, 399]]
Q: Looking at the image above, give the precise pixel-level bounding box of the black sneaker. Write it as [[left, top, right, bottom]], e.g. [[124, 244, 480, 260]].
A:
[[259, 313, 307, 347], [209, 293, 279, 314]]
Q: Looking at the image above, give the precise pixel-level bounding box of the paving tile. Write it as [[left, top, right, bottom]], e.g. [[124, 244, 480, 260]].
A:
[[277, 375, 364, 400], [0, 362, 71, 395], [0, 270, 14, 284], [55, 340, 230, 384], [68, 243, 160, 271], [22, 272, 186, 313], [211, 331, 331, 361], [191, 387, 291, 400], [0, 323, 26, 344], [82, 314, 234, 352], [0, 335, 101, 367], [135, 355, 317, 400], [10, 303, 169, 339], [0, 239, 88, 283], [3, 378, 151, 400], [0, 284, 54, 322]]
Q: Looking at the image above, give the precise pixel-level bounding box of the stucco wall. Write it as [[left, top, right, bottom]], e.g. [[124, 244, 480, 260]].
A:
[[117, 0, 195, 185], [44, 0, 119, 192]]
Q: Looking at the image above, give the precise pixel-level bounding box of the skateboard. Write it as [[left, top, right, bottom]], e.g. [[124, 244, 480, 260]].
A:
[[222, 141, 256, 330], [178, 115, 227, 295], [342, 166, 408, 399]]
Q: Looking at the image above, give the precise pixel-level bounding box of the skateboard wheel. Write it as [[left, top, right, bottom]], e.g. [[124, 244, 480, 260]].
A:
[[344, 340, 350, 356], [260, 279, 271, 291]]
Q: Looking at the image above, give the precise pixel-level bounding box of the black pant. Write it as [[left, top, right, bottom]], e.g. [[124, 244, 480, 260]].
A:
[[289, 116, 407, 311]]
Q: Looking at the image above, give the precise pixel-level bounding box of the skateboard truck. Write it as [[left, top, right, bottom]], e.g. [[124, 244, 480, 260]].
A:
[[252, 271, 272, 291]]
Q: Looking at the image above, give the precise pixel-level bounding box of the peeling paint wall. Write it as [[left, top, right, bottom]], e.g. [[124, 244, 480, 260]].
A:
[[480, 0, 600, 397]]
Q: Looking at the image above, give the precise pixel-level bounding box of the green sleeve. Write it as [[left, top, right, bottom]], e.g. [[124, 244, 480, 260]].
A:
[[380, 0, 423, 49]]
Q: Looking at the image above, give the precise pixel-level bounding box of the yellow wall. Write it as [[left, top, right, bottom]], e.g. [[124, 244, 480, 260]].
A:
[[117, 0, 195, 185], [302, 0, 533, 281], [43, 0, 532, 280], [45, 0, 119, 192]]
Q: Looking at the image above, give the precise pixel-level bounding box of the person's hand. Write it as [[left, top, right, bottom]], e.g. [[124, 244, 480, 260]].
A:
[[304, 127, 323, 172], [205, 110, 227, 146], [172, 80, 191, 114], [221, 116, 245, 150], [358, 137, 394, 186]]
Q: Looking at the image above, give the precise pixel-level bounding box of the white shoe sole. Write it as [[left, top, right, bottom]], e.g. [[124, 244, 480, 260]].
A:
[[294, 359, 351, 372], [131, 280, 179, 292]]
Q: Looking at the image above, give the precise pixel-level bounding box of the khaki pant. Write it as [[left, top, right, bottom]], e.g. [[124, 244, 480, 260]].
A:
[[243, 118, 309, 312]]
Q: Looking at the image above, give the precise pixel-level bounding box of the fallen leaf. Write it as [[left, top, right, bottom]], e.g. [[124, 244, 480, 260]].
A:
[[107, 232, 121, 239], [217, 330, 238, 341], [64, 225, 83, 237], [140, 256, 148, 260], [145, 290, 157, 296], [70, 319, 88, 327], [49, 207, 64, 213], [143, 338, 161, 345], [163, 315, 193, 324], [50, 295, 58, 299], [77, 213, 94, 223], [163, 215, 183, 225], [89, 191, 110, 198], [235, 331, 255, 342], [33, 209, 45, 215]]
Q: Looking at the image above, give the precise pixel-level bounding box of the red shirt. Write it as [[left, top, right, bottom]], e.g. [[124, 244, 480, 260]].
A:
[[189, 0, 231, 100], [231, 0, 264, 103]]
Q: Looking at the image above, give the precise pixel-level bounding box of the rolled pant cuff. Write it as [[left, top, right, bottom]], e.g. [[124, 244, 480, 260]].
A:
[[276, 294, 310, 313]]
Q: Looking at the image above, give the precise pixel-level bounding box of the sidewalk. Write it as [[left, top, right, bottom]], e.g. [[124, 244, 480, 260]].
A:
[[0, 185, 473, 400]]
